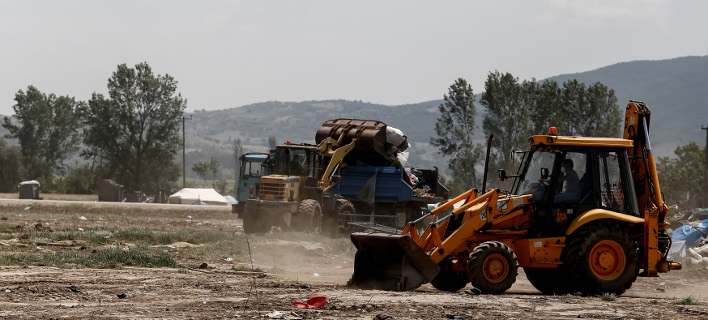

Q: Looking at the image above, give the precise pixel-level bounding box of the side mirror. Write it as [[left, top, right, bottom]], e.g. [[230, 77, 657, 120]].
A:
[[498, 169, 508, 181], [540, 168, 549, 180]]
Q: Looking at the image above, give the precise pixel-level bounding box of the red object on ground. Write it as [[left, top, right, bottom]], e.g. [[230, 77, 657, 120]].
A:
[[292, 296, 327, 308]]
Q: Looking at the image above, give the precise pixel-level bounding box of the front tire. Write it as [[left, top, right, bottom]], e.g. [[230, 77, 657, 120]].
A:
[[295, 199, 322, 233], [243, 204, 263, 234], [564, 222, 639, 295], [466, 241, 518, 294]]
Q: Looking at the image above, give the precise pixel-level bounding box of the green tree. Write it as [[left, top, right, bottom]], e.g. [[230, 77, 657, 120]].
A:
[[657, 142, 706, 209], [233, 138, 243, 181], [208, 157, 221, 183], [82, 62, 186, 192], [527, 79, 563, 136], [192, 161, 209, 185], [0, 138, 25, 192], [2, 86, 83, 182], [430, 78, 483, 194], [214, 179, 228, 195], [480, 71, 530, 172], [60, 163, 95, 194], [579, 82, 622, 137]]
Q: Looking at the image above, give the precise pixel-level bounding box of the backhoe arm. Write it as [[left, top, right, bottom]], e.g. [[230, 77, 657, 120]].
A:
[[623, 101, 666, 219], [316, 128, 357, 192]]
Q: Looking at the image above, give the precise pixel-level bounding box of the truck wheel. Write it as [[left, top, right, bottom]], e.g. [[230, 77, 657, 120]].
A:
[[243, 205, 262, 234], [335, 199, 356, 231], [564, 222, 639, 296], [431, 270, 468, 292], [236, 203, 246, 219], [523, 267, 576, 295], [296, 199, 322, 233], [466, 241, 518, 294]]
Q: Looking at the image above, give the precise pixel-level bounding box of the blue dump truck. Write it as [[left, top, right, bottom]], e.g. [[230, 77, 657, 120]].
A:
[[331, 165, 448, 234], [234, 153, 270, 218]]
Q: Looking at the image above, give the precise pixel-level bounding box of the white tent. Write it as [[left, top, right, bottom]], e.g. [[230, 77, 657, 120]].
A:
[[224, 195, 237, 205], [168, 188, 229, 206]]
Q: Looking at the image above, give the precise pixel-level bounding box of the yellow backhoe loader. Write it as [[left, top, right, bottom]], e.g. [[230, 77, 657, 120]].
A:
[[349, 101, 681, 295]]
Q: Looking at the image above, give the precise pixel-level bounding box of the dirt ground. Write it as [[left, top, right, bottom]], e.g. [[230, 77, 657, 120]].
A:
[[0, 198, 707, 319]]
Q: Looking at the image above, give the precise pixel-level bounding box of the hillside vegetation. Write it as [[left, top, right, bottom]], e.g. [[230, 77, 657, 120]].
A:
[[185, 55, 708, 178], [3, 56, 705, 181]]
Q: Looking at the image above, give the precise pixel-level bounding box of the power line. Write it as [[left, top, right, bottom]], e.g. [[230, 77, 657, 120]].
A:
[[182, 115, 193, 188], [702, 125, 708, 207]]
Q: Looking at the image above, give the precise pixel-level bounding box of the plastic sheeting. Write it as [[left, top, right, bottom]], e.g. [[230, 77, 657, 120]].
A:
[[669, 220, 708, 259]]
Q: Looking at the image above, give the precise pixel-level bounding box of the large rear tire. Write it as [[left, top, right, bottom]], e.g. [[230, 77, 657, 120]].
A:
[[564, 222, 639, 296], [295, 199, 322, 233], [523, 267, 576, 295], [466, 241, 518, 294]]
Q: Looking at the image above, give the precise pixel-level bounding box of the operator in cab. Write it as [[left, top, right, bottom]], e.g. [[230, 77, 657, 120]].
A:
[[554, 159, 581, 203]]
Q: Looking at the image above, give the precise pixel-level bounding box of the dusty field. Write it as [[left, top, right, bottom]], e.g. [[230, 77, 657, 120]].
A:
[[0, 197, 707, 319]]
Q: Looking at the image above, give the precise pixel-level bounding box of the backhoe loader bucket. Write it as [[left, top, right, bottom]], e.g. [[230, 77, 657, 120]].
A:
[[349, 232, 440, 291]]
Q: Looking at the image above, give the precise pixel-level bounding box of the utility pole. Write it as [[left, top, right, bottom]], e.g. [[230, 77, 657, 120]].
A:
[[182, 115, 192, 188], [702, 126, 708, 207]]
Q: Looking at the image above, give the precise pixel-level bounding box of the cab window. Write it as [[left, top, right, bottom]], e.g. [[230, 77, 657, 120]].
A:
[[598, 151, 624, 211], [553, 152, 590, 204]]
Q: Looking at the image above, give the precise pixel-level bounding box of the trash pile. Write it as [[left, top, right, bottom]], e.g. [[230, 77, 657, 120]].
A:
[[668, 208, 708, 265]]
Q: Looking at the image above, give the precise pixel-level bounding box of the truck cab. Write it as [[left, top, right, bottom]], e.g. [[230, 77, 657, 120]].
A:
[[235, 153, 270, 217]]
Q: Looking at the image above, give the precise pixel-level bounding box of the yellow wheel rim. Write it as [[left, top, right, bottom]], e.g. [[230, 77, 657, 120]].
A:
[[589, 240, 626, 280], [483, 253, 509, 283]]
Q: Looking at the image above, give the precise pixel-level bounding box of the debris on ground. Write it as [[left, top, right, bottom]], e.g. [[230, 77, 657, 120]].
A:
[[295, 241, 327, 257], [292, 296, 327, 308], [264, 311, 302, 319], [668, 215, 708, 263]]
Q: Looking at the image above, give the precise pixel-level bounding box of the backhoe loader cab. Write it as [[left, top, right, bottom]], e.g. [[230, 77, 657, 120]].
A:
[[270, 145, 319, 178], [349, 101, 680, 296], [508, 143, 640, 237]]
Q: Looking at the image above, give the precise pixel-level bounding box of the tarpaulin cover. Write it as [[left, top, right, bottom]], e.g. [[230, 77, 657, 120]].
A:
[[671, 220, 708, 247], [167, 188, 229, 206]]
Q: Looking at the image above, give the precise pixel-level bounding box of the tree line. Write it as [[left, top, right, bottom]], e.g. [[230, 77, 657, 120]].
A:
[[2, 62, 185, 194], [431, 71, 706, 210]]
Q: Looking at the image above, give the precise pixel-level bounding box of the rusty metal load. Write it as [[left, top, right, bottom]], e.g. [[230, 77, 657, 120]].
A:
[[315, 118, 393, 166]]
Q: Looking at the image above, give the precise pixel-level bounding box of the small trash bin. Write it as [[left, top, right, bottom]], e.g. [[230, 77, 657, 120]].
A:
[[18, 180, 40, 199], [98, 179, 123, 202]]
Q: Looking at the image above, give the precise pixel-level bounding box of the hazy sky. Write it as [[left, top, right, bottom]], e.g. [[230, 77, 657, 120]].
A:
[[1, 0, 706, 115]]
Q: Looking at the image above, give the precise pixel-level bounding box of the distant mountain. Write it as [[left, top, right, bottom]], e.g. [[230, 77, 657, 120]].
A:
[[186, 55, 708, 178], [546, 56, 708, 156], [185, 100, 445, 178]]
